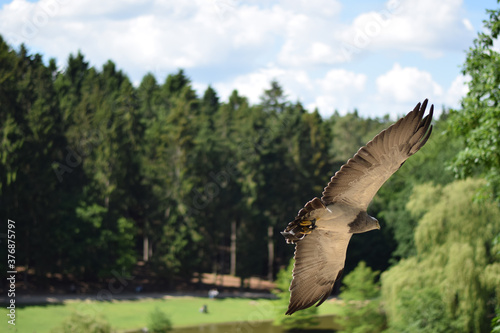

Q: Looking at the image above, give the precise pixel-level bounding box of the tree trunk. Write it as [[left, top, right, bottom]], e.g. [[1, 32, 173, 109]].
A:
[[143, 234, 149, 261], [267, 225, 274, 281], [230, 220, 237, 276], [148, 238, 153, 258]]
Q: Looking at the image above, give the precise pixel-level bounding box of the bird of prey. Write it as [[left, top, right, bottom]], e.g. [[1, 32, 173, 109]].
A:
[[281, 99, 433, 315]]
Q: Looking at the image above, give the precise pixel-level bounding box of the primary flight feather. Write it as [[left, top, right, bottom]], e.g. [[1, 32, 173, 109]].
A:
[[281, 99, 433, 315]]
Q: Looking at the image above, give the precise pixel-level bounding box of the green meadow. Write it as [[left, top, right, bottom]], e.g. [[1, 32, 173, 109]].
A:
[[1, 297, 341, 333]]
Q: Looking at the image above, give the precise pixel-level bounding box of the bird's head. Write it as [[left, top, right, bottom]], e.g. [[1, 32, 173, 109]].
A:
[[367, 215, 380, 231]]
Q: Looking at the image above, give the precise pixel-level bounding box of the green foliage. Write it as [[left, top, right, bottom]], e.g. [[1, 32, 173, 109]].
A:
[[449, 3, 500, 201], [51, 311, 113, 333], [492, 308, 500, 333], [339, 261, 380, 301], [273, 258, 319, 330], [334, 261, 386, 333], [382, 179, 500, 333], [329, 111, 389, 163], [148, 307, 172, 333], [387, 287, 455, 333]]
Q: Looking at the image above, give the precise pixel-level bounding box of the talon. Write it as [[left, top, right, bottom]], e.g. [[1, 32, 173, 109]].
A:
[[301, 226, 312, 234], [300, 220, 312, 226]]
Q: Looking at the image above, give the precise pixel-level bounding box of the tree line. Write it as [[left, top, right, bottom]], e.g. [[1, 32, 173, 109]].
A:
[[0, 35, 397, 285]]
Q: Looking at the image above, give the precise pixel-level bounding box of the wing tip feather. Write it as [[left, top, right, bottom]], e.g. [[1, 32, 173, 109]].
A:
[[320, 98, 433, 206], [285, 266, 345, 315]]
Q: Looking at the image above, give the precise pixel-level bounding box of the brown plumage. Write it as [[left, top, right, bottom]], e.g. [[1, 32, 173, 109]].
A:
[[281, 99, 433, 315]]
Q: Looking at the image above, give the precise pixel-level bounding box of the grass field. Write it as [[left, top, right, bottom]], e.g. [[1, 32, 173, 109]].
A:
[[1, 296, 342, 332]]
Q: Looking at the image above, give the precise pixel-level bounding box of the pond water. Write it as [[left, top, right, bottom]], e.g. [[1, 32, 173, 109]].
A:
[[171, 315, 339, 333]]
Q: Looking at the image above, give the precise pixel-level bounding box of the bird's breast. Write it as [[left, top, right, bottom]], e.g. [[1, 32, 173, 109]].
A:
[[314, 203, 362, 233]]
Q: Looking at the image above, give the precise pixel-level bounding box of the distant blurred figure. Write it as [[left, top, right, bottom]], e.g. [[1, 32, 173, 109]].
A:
[[208, 288, 219, 299], [199, 304, 208, 313]]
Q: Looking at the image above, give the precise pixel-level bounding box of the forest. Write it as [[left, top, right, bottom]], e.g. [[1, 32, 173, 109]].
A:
[[1, 6, 500, 333]]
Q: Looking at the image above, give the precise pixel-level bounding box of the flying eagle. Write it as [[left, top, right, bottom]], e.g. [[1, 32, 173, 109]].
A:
[[281, 99, 433, 315]]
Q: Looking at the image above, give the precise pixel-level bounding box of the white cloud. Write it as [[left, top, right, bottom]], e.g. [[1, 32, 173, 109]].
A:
[[369, 63, 446, 118], [0, 0, 473, 73], [462, 18, 474, 31], [209, 66, 367, 118], [309, 69, 367, 117], [444, 74, 470, 108], [318, 69, 366, 92], [376, 63, 443, 103], [372, 65, 471, 118], [278, 0, 341, 18], [0, 0, 479, 119], [276, 11, 347, 66], [212, 67, 285, 104], [274, 1, 343, 67], [341, 0, 475, 58], [211, 65, 313, 105], [0, 0, 290, 78], [277, 0, 475, 67]]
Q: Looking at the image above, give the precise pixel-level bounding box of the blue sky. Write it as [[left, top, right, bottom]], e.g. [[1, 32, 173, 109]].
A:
[[0, 0, 498, 118]]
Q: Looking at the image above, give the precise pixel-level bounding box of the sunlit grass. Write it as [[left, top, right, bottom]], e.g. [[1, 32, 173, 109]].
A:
[[1, 296, 342, 333]]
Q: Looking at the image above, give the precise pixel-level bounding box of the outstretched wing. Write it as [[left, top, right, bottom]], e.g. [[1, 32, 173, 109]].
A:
[[322, 99, 433, 209], [286, 229, 352, 315]]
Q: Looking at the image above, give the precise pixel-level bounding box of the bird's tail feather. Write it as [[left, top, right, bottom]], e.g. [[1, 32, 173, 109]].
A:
[[281, 197, 325, 244]]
